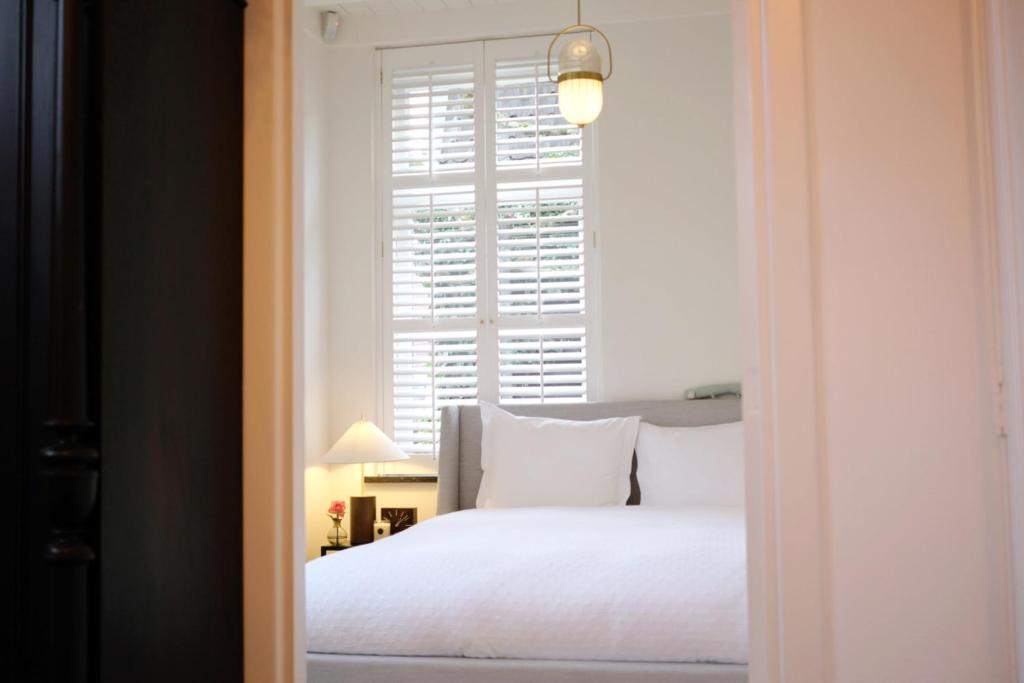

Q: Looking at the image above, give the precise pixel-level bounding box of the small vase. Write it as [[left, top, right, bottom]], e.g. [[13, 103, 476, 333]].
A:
[[327, 517, 348, 547]]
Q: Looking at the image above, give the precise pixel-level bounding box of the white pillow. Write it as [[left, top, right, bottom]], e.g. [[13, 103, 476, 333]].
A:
[[476, 403, 641, 509], [636, 421, 745, 507]]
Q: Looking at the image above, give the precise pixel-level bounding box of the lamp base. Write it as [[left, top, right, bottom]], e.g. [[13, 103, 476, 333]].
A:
[[349, 495, 376, 546]]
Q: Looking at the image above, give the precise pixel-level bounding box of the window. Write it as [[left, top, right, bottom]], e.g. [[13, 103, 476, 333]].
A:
[[380, 38, 598, 459]]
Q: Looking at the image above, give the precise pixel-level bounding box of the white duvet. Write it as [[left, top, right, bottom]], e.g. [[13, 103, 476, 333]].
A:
[[306, 506, 748, 664]]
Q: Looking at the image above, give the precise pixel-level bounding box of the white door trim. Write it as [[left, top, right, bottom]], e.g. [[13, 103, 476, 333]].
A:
[[985, 0, 1024, 678], [732, 1, 830, 681]]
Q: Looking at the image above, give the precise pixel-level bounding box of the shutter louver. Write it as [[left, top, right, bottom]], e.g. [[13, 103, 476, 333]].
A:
[[495, 58, 581, 168], [498, 328, 587, 404], [391, 64, 475, 177], [496, 180, 585, 317], [392, 185, 477, 321], [392, 332, 478, 457]]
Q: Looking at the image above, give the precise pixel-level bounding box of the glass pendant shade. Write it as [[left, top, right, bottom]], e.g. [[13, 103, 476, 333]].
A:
[[557, 38, 605, 126], [558, 37, 602, 75]]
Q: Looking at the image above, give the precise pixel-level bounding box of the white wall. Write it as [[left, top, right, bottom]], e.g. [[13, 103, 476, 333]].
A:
[[302, 0, 739, 559], [598, 15, 738, 399], [302, 38, 379, 560], [803, 0, 1015, 680]]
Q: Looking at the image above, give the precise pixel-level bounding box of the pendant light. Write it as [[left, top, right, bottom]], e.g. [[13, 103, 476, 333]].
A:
[[547, 0, 613, 127]]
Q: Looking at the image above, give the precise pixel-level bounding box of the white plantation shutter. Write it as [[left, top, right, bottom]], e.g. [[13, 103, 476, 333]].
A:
[[384, 44, 484, 459], [391, 186, 476, 321], [489, 41, 589, 410], [392, 332, 478, 456], [494, 58, 582, 168], [391, 64, 476, 176], [496, 180, 585, 317], [382, 38, 597, 463], [499, 328, 587, 404]]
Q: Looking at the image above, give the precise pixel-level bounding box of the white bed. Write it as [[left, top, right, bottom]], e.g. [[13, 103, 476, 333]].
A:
[[307, 506, 747, 662], [306, 399, 748, 683]]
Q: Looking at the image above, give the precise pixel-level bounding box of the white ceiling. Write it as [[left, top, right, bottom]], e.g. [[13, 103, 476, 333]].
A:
[[309, 0, 527, 15]]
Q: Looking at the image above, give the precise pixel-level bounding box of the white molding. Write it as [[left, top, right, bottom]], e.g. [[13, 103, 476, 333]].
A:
[[733, 0, 830, 681], [986, 0, 1024, 678], [372, 48, 385, 428]]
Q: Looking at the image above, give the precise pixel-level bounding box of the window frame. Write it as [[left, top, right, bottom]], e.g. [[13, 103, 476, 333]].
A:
[[375, 36, 604, 465]]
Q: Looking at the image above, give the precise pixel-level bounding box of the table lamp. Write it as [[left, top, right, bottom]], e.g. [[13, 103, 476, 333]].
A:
[[323, 418, 409, 546]]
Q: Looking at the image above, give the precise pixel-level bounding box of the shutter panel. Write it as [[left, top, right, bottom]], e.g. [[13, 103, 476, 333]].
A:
[[392, 331, 478, 457], [496, 180, 585, 317], [498, 328, 587, 404], [392, 185, 477, 321], [495, 58, 581, 168], [391, 63, 475, 177]]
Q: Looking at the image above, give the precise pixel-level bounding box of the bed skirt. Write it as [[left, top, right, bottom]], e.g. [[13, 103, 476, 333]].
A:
[[307, 653, 748, 683]]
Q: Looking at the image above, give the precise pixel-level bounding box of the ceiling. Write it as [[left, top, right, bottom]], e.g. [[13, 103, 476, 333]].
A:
[[310, 0, 527, 15]]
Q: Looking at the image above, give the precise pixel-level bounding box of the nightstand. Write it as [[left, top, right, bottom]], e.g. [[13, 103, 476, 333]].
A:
[[320, 545, 349, 557]]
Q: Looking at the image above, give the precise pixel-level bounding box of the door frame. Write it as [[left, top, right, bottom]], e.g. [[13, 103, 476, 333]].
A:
[[731, 1, 830, 680], [242, 1, 301, 683], [985, 0, 1024, 678], [247, 1, 831, 681]]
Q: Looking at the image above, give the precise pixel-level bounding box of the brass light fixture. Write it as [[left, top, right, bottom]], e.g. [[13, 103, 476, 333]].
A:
[[547, 0, 613, 127]]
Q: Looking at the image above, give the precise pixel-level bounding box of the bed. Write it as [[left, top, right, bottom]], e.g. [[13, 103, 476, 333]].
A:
[[306, 398, 748, 683]]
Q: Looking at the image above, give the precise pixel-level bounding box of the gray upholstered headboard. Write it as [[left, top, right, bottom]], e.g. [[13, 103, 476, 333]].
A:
[[435, 398, 742, 515]]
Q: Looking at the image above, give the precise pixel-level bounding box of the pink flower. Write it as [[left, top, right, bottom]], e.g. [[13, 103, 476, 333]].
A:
[[328, 500, 346, 516]]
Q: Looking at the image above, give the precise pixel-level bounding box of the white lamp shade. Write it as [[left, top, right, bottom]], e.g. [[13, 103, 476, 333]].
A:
[[323, 419, 410, 464], [558, 76, 603, 126]]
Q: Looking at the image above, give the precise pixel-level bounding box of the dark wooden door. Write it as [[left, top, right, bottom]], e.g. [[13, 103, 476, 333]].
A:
[[3, 1, 102, 679], [3, 2, 244, 681], [98, 2, 244, 680]]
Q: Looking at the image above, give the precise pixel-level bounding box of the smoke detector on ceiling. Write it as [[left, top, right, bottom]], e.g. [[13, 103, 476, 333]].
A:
[[321, 10, 341, 43]]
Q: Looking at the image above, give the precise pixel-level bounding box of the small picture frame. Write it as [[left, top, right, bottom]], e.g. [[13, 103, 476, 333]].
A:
[[380, 507, 417, 534]]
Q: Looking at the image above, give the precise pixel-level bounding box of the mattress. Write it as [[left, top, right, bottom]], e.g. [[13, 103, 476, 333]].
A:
[[306, 506, 748, 664], [307, 653, 748, 683]]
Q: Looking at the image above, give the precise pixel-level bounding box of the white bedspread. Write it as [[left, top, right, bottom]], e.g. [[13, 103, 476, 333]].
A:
[[306, 506, 748, 664]]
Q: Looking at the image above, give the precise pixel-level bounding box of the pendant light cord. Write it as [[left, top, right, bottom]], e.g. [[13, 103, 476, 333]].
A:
[[577, 0, 581, 25]]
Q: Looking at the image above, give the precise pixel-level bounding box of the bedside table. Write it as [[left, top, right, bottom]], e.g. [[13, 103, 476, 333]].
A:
[[321, 545, 349, 557]]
